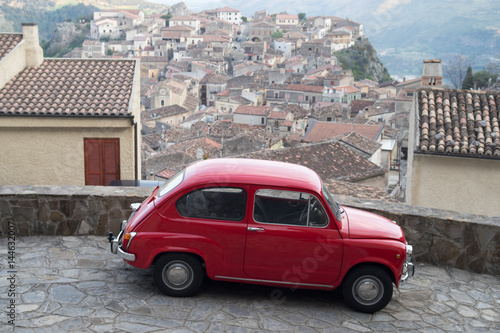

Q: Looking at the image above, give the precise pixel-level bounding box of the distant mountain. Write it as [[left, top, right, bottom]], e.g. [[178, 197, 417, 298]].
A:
[[149, 0, 500, 79]]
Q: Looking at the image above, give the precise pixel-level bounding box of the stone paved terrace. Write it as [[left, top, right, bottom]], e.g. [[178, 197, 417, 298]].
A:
[[0, 236, 499, 332]]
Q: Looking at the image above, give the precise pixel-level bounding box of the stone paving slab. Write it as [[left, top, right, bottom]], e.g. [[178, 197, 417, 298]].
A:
[[0, 236, 499, 332]]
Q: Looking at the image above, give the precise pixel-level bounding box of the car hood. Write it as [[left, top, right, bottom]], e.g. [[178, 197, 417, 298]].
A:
[[342, 206, 405, 242]]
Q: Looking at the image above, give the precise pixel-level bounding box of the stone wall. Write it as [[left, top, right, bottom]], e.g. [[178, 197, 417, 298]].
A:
[[337, 195, 500, 276], [0, 185, 151, 237], [0, 185, 499, 276]]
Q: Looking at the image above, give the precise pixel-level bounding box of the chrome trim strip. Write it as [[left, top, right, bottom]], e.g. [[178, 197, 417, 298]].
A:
[[111, 230, 123, 254], [125, 232, 137, 251], [215, 275, 334, 289], [118, 247, 135, 261], [131, 203, 141, 210]]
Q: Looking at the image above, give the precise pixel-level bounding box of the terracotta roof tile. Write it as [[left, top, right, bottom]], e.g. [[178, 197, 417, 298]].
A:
[[325, 179, 397, 203], [338, 131, 382, 156], [157, 168, 178, 179], [287, 84, 324, 93], [417, 88, 500, 157], [234, 105, 271, 116], [242, 141, 385, 181], [268, 110, 288, 120], [304, 121, 383, 143], [0, 59, 135, 117], [0, 34, 23, 62]]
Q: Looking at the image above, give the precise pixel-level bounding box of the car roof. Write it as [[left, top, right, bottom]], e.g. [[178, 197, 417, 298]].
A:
[[183, 158, 323, 192]]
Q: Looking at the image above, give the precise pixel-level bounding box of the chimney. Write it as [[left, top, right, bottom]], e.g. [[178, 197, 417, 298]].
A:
[[22, 23, 44, 67]]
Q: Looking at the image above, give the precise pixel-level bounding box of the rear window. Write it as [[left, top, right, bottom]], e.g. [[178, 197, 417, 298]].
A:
[[158, 170, 185, 197], [176, 187, 247, 221]]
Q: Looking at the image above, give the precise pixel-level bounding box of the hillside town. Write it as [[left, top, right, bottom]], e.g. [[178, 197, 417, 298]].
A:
[[1, 4, 500, 331], [3, 3, 499, 218], [61, 5, 442, 202]]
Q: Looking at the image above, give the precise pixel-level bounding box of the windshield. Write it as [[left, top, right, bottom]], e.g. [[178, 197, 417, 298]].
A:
[[158, 170, 185, 197], [322, 182, 342, 222]]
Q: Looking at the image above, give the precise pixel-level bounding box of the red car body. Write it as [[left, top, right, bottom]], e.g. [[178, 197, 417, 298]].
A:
[[109, 158, 414, 313]]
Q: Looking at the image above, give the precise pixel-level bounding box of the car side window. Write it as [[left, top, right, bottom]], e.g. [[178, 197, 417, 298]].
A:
[[176, 187, 247, 221], [254, 189, 328, 227]]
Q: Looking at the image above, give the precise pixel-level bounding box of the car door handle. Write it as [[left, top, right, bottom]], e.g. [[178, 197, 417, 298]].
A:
[[247, 227, 264, 232]]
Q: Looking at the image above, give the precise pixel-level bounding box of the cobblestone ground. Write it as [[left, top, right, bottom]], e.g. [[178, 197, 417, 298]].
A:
[[0, 236, 499, 332]]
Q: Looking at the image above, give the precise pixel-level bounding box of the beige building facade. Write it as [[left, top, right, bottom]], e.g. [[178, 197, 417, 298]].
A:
[[407, 88, 500, 217], [407, 154, 500, 216], [0, 23, 141, 186]]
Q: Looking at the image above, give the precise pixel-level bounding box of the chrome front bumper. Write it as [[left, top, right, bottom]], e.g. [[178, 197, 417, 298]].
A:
[[109, 229, 136, 262], [108, 204, 140, 262], [401, 244, 415, 283]]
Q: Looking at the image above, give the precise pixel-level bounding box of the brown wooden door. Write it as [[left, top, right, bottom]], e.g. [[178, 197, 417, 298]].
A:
[[84, 138, 120, 185]]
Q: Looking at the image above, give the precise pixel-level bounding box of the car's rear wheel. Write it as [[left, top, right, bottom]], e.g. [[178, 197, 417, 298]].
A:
[[153, 253, 203, 297], [342, 265, 393, 313]]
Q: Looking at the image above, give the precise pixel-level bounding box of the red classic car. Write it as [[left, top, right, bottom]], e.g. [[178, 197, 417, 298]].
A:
[[108, 158, 414, 313]]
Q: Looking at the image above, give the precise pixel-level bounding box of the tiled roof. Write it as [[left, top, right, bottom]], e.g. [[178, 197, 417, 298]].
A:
[[0, 59, 135, 117], [200, 73, 228, 84], [333, 85, 360, 94], [170, 15, 200, 21], [349, 100, 375, 114], [203, 35, 230, 43], [338, 131, 382, 156], [287, 84, 324, 93], [416, 88, 500, 157], [217, 6, 240, 12], [229, 96, 252, 105], [242, 141, 385, 181], [234, 105, 271, 116], [144, 104, 187, 121], [276, 14, 298, 19], [163, 137, 221, 159], [304, 121, 383, 143], [157, 168, 178, 179], [216, 89, 230, 96], [0, 33, 22, 62], [268, 110, 288, 120], [316, 103, 343, 118], [325, 179, 397, 203]]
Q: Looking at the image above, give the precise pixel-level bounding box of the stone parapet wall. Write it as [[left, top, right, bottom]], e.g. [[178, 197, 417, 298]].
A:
[[0, 185, 151, 237], [0, 186, 499, 276], [337, 195, 500, 276]]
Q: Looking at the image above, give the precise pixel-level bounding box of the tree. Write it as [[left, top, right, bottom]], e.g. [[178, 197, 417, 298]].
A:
[[270, 30, 284, 39], [462, 65, 474, 90], [444, 54, 471, 89], [242, 16, 247, 23], [472, 70, 498, 89], [161, 11, 172, 27], [298, 13, 306, 21]]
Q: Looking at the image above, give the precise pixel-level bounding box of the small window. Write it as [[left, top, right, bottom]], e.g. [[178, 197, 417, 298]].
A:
[[176, 187, 247, 221], [253, 189, 328, 227], [159, 170, 184, 197]]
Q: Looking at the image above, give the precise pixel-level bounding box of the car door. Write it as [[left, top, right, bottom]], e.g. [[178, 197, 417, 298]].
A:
[[157, 185, 249, 278], [243, 187, 343, 287]]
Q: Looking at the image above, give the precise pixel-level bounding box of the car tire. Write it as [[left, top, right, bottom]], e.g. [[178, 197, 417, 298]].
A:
[[153, 253, 204, 297], [342, 265, 393, 313]]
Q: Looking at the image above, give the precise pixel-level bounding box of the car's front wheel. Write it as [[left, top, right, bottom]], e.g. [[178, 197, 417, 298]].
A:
[[342, 265, 393, 313], [153, 253, 204, 297]]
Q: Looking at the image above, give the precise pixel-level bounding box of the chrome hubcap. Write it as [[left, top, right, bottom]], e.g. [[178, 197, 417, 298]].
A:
[[354, 276, 383, 305], [163, 261, 193, 290]]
